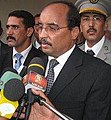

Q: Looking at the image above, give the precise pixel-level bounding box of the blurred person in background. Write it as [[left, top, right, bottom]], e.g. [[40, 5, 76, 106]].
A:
[[33, 13, 40, 49], [0, 20, 10, 76]]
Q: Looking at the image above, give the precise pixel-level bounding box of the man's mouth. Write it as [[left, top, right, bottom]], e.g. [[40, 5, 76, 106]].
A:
[[7, 36, 16, 41], [38, 39, 52, 46]]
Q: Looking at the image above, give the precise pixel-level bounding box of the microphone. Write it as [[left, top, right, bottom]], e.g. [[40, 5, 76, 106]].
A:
[[16, 57, 47, 120], [0, 67, 22, 89], [0, 79, 25, 119], [22, 57, 47, 93], [23, 57, 47, 120]]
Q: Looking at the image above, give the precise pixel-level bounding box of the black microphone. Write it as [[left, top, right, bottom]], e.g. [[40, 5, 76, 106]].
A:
[[4, 79, 25, 101], [25, 57, 46, 120], [23, 57, 47, 93], [16, 57, 46, 120], [0, 79, 25, 119], [27, 57, 45, 74]]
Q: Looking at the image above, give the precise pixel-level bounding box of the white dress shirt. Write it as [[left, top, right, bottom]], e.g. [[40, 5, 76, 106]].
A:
[[13, 44, 32, 73], [45, 45, 75, 82], [85, 36, 105, 57]]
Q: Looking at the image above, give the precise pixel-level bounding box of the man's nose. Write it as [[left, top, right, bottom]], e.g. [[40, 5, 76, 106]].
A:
[[39, 27, 48, 39], [6, 27, 13, 35]]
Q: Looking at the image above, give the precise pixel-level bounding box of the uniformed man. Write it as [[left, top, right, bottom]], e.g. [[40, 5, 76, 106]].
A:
[[75, 0, 111, 65]]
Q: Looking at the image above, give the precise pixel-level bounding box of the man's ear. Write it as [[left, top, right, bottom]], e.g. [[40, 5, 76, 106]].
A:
[[0, 28, 3, 36], [80, 24, 83, 32], [104, 20, 108, 31], [71, 26, 80, 40], [27, 27, 34, 37]]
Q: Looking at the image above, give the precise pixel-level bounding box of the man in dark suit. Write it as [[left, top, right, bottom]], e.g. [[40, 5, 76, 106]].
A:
[[25, 1, 111, 120], [1, 10, 46, 77], [33, 13, 40, 49], [0, 41, 10, 75], [0, 20, 11, 76]]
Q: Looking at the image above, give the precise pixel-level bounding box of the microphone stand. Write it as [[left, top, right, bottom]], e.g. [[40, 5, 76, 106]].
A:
[[24, 89, 73, 120], [39, 99, 72, 120], [25, 89, 33, 120], [16, 95, 27, 120], [32, 90, 73, 120]]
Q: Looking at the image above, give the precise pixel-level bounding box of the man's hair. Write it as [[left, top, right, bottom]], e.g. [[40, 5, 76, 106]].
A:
[[44, 1, 80, 30], [0, 20, 3, 36], [8, 10, 35, 29], [34, 13, 40, 19]]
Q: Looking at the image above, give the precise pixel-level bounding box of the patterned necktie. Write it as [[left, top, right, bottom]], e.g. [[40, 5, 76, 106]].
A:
[[86, 50, 95, 56], [45, 59, 59, 95], [15, 53, 23, 70]]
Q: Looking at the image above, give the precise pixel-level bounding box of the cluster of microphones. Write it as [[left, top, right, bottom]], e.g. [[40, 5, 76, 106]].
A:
[[0, 57, 73, 120], [0, 57, 48, 120]]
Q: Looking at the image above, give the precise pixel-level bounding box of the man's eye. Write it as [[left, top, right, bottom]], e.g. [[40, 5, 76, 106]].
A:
[[13, 26, 19, 30], [6, 25, 20, 30], [49, 26, 56, 30], [48, 26, 59, 31], [94, 17, 101, 21], [82, 18, 89, 21], [6, 25, 9, 29], [37, 26, 43, 31]]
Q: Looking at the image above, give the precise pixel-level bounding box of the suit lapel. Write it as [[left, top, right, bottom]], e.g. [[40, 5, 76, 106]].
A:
[[97, 39, 111, 61], [3, 48, 13, 68], [79, 44, 85, 51], [23, 46, 35, 66], [48, 46, 83, 100]]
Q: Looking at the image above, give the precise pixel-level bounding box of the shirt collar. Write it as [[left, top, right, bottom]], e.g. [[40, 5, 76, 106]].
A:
[[48, 44, 76, 66], [85, 36, 105, 56], [13, 44, 32, 58]]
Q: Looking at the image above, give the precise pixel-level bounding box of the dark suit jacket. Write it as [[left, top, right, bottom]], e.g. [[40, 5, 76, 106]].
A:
[[1, 46, 47, 77], [46, 46, 111, 120], [0, 41, 11, 76]]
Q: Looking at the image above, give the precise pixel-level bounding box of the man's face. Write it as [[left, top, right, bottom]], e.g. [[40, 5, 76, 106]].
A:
[[34, 16, 39, 40], [80, 13, 106, 46], [6, 16, 31, 51], [38, 4, 78, 58]]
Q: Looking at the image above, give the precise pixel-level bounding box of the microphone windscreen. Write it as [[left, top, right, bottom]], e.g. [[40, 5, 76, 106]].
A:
[[27, 57, 45, 75], [4, 79, 25, 101], [0, 70, 22, 90]]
